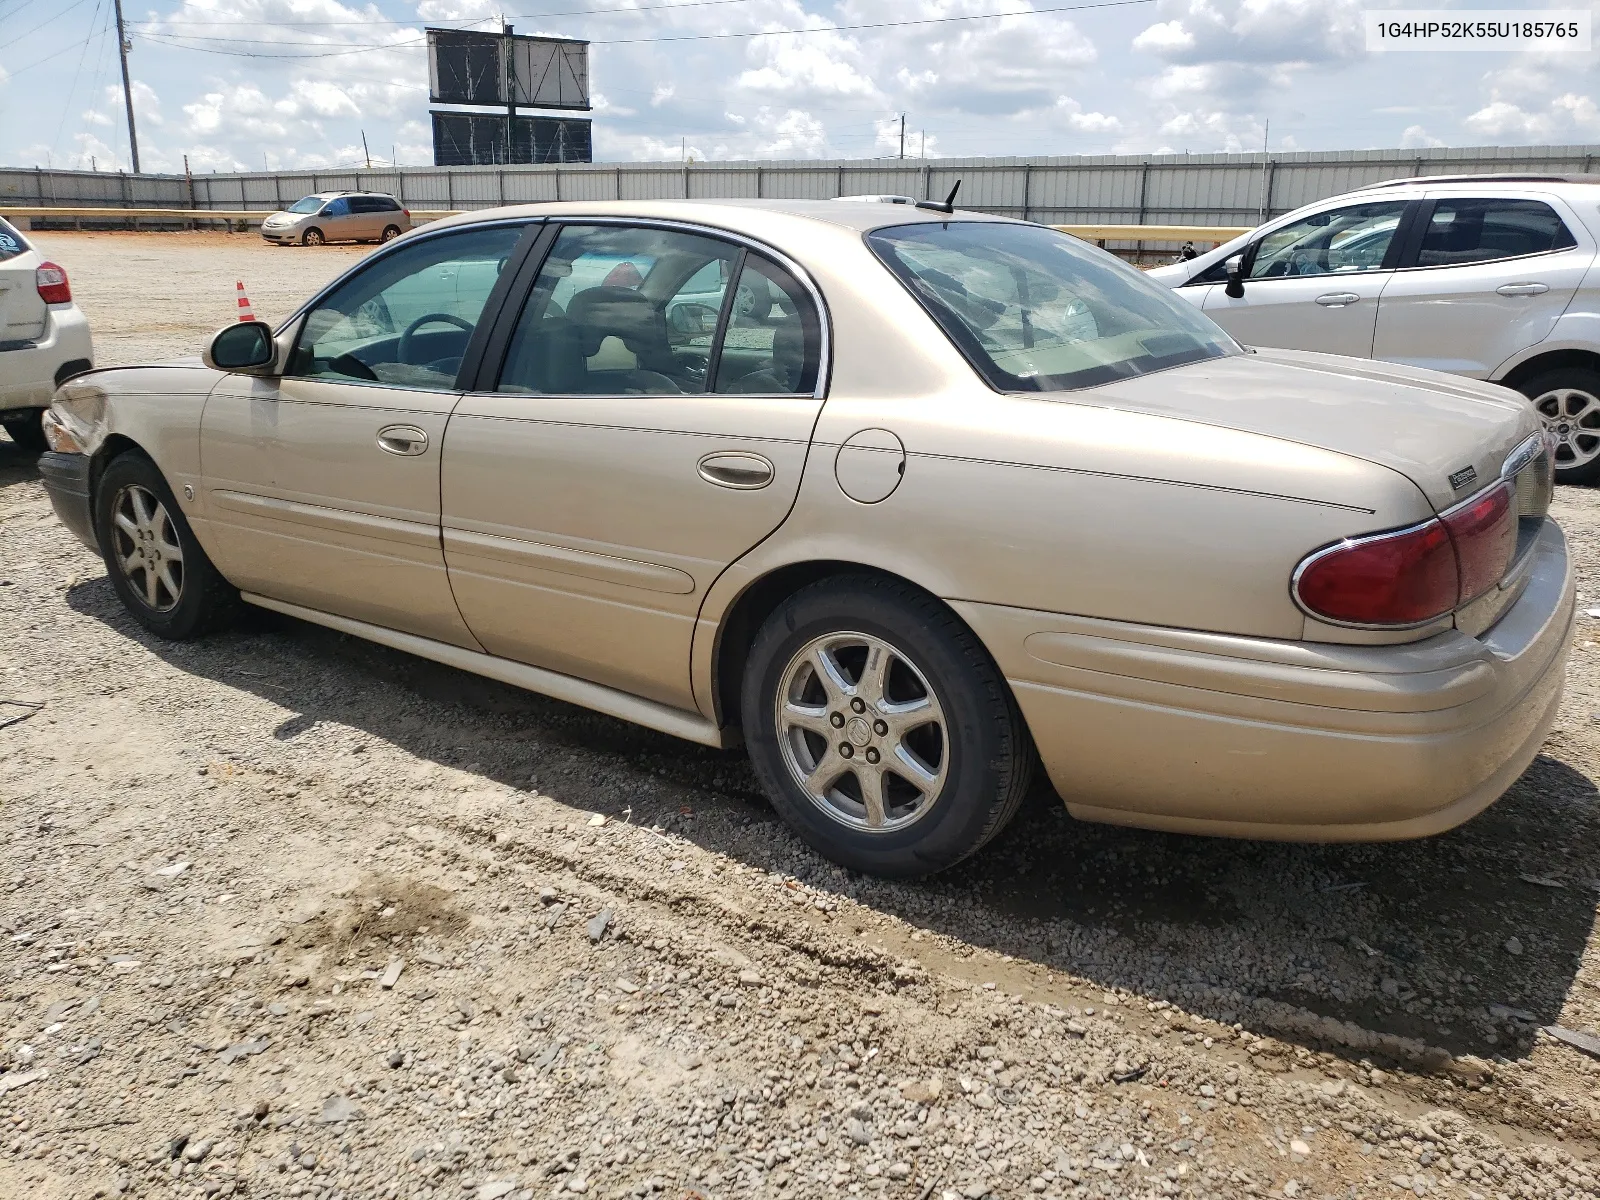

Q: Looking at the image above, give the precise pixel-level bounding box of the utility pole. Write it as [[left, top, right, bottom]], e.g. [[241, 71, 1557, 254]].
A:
[[1258, 118, 1270, 223], [361, 130, 371, 169], [112, 0, 140, 174], [898, 113, 906, 160], [503, 21, 517, 164]]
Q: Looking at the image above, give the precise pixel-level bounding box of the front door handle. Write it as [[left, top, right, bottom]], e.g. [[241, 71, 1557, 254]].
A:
[[1314, 292, 1361, 307], [1496, 282, 1549, 297], [377, 424, 429, 456], [698, 451, 774, 490]]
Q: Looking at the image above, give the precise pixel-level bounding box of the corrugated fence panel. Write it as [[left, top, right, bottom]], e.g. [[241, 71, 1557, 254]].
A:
[[689, 168, 758, 199]]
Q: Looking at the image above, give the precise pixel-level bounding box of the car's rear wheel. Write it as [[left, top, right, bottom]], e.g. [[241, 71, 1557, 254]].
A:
[[301, 227, 325, 246], [741, 574, 1032, 877], [95, 451, 241, 639], [1517, 366, 1600, 484], [382, 225, 402, 242], [1, 410, 47, 453]]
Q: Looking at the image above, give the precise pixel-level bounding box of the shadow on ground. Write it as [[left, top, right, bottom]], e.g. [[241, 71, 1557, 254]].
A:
[[63, 570, 1600, 1072]]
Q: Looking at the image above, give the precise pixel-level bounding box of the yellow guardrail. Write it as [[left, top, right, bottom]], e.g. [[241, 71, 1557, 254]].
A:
[[0, 206, 461, 225], [1054, 223, 1251, 244]]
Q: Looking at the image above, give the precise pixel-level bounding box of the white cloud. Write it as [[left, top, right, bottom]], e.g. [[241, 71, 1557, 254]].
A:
[[1131, 0, 1364, 66], [1399, 124, 1445, 149]]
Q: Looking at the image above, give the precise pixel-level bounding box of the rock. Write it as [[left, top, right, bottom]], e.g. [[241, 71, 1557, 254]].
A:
[[737, 969, 762, 986], [479, 1182, 519, 1199], [154, 861, 191, 877], [0, 1068, 45, 1094], [167, 1131, 193, 1160], [587, 814, 607, 827], [539, 888, 559, 905], [184, 1139, 212, 1163], [1289, 1138, 1310, 1157], [456, 997, 477, 1021], [887, 1163, 911, 1180], [845, 1118, 872, 1145], [1446, 1055, 1494, 1086], [318, 1094, 363, 1123], [379, 959, 404, 989], [900, 1077, 943, 1104], [587, 909, 613, 942], [1504, 937, 1524, 956], [615, 978, 639, 994], [387, 1048, 406, 1069], [252, 1100, 270, 1121], [1283, 1180, 1301, 1197]]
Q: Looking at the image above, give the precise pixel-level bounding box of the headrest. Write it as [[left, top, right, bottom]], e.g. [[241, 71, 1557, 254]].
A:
[[772, 321, 806, 367], [565, 286, 666, 357]]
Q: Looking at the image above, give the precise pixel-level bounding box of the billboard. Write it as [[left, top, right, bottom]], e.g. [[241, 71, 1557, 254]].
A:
[[431, 112, 594, 167], [427, 29, 591, 111]]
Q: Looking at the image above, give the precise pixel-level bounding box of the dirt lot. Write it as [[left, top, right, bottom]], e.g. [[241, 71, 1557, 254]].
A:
[[4, 231, 1600, 1200]]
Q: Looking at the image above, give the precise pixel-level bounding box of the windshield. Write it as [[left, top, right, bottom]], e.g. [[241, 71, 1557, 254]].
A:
[[287, 196, 325, 215], [867, 221, 1238, 391]]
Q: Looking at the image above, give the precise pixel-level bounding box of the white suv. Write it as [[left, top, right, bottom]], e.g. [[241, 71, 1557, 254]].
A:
[[0, 216, 92, 453], [1147, 175, 1600, 483]]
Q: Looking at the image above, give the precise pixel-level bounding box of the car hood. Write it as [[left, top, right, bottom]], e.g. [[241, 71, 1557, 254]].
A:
[[1087, 346, 1538, 512]]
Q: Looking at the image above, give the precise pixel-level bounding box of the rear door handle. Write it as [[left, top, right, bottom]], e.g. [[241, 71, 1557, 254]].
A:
[[1314, 292, 1361, 307], [377, 424, 429, 456], [1496, 282, 1549, 296], [698, 451, 774, 490]]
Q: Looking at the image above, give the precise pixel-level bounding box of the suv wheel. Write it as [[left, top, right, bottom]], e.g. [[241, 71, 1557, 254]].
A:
[[741, 574, 1032, 877], [301, 227, 325, 247], [95, 451, 241, 639], [1, 410, 47, 453], [1518, 366, 1600, 484]]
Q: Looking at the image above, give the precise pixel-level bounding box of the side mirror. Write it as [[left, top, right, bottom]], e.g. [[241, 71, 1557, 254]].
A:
[[204, 321, 276, 373], [1224, 254, 1246, 299], [669, 303, 718, 336]]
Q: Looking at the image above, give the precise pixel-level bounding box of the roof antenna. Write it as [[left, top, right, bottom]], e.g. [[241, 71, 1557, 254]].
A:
[[916, 179, 961, 214]]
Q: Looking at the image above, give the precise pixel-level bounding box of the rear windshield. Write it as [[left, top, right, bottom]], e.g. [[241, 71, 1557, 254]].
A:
[[867, 221, 1238, 392], [287, 196, 325, 215], [0, 217, 29, 262]]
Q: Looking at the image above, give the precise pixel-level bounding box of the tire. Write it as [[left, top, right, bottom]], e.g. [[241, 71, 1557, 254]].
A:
[[1, 409, 47, 453], [1516, 366, 1600, 485], [741, 574, 1033, 877], [381, 225, 402, 242], [94, 450, 241, 640], [301, 227, 325, 246]]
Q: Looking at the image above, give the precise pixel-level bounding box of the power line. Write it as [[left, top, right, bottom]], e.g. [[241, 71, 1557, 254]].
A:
[[154, 0, 769, 29], [50, 0, 108, 161], [137, 0, 1155, 59], [4, 0, 94, 44]]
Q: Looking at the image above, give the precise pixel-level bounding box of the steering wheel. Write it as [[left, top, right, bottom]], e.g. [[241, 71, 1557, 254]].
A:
[[399, 313, 474, 364]]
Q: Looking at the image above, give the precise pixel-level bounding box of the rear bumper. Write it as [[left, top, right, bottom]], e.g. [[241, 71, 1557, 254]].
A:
[[38, 450, 98, 552], [955, 518, 1575, 841], [0, 305, 93, 414]]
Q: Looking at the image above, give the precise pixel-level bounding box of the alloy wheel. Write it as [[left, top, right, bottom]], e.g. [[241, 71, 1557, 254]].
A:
[[1533, 386, 1600, 469], [774, 631, 949, 832], [111, 484, 184, 612]]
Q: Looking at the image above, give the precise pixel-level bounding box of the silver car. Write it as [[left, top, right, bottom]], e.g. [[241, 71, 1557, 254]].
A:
[[260, 192, 412, 247]]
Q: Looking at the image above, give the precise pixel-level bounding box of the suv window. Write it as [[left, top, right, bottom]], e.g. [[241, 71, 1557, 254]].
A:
[[1248, 201, 1408, 279], [497, 224, 747, 396], [0, 217, 29, 262], [1415, 198, 1577, 267], [323, 198, 351, 217], [288, 224, 524, 390]]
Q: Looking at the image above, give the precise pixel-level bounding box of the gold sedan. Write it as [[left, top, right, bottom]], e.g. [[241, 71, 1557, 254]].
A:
[[38, 200, 1574, 876]]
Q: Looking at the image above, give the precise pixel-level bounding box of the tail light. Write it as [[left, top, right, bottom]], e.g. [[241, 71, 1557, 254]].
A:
[[1293, 480, 1517, 628], [36, 262, 70, 305], [402, 209, 410, 220]]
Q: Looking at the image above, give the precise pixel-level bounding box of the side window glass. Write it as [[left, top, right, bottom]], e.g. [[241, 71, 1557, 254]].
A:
[[713, 254, 822, 395], [287, 224, 524, 390], [1417, 198, 1577, 267], [1248, 201, 1408, 279], [496, 224, 738, 397], [324, 198, 350, 217]]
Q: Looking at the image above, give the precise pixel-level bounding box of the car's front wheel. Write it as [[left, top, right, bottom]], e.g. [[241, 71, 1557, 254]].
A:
[[1518, 366, 1600, 484], [95, 451, 241, 639], [741, 574, 1032, 877], [301, 227, 325, 246], [1, 409, 47, 453]]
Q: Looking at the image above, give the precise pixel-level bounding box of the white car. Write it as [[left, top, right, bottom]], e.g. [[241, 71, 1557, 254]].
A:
[[0, 215, 92, 452], [1147, 174, 1600, 483]]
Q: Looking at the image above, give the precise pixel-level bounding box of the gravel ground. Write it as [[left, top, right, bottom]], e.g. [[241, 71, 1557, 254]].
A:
[[4, 232, 1600, 1200]]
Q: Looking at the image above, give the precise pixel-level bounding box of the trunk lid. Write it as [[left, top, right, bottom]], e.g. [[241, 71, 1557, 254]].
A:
[[1090, 346, 1538, 513], [0, 220, 45, 346]]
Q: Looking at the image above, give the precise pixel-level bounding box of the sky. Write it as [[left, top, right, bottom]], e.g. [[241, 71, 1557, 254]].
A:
[[0, 0, 1596, 174]]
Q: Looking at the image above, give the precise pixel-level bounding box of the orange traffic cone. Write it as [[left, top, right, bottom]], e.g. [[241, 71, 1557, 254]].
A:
[[236, 280, 255, 323]]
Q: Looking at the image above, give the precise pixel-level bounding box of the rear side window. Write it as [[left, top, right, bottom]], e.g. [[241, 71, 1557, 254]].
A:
[[0, 217, 30, 261], [713, 253, 822, 395], [1416, 198, 1577, 267]]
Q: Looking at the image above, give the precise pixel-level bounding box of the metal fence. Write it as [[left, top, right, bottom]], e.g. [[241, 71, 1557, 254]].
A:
[[4, 142, 1598, 229]]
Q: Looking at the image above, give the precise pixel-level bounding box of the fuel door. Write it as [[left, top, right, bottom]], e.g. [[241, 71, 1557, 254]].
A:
[[835, 427, 906, 504]]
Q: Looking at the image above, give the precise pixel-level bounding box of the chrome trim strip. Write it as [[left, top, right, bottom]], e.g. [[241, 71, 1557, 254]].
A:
[[241, 591, 734, 749], [1500, 431, 1546, 479], [442, 526, 696, 595]]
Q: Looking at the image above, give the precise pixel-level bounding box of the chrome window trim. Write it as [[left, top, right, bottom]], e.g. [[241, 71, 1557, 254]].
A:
[[1391, 244, 1582, 274], [511, 214, 833, 401]]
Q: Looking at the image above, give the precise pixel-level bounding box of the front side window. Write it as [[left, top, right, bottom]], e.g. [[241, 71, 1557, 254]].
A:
[[288, 224, 524, 389], [1415, 198, 1577, 267], [287, 196, 323, 215], [323, 198, 351, 217], [498, 224, 743, 396], [868, 221, 1236, 392], [1248, 201, 1408, 279]]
